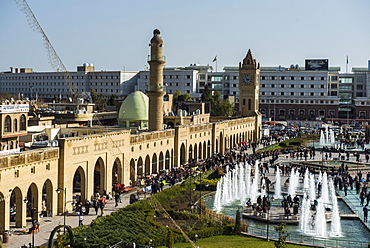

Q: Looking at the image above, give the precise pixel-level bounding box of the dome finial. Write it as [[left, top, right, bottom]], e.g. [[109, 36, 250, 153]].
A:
[[153, 29, 160, 35]]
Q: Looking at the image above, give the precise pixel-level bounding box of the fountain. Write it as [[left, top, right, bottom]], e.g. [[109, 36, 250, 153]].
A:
[[329, 179, 342, 236], [319, 127, 336, 146], [274, 167, 282, 199], [315, 198, 328, 237]]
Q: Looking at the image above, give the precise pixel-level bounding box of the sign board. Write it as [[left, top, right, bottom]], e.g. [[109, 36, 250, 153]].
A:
[[305, 59, 329, 71], [0, 104, 29, 114]]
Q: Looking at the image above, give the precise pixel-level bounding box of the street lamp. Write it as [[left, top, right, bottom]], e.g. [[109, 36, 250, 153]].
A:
[[24, 198, 34, 247], [56, 188, 67, 231], [266, 207, 270, 241]]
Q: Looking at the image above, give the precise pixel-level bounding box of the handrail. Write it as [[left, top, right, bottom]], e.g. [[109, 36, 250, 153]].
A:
[[246, 225, 369, 248]]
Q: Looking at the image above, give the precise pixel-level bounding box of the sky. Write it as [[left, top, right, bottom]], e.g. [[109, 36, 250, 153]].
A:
[[1, 0, 370, 73]]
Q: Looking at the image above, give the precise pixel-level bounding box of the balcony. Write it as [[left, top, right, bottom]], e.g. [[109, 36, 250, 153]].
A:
[[148, 55, 166, 62]]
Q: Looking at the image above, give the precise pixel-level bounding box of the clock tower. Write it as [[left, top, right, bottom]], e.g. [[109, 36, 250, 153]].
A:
[[239, 49, 261, 117]]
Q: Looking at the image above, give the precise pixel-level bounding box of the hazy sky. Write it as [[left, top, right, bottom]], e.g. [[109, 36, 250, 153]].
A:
[[1, 0, 370, 73]]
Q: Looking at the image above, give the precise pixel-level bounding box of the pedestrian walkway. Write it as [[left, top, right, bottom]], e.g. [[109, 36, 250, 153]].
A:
[[337, 187, 370, 231], [3, 190, 136, 248]]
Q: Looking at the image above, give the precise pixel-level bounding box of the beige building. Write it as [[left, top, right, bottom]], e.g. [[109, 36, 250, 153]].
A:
[[0, 29, 261, 233]]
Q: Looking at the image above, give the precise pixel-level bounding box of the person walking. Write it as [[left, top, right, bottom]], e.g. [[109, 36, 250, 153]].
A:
[[79, 213, 84, 226], [363, 204, 368, 222]]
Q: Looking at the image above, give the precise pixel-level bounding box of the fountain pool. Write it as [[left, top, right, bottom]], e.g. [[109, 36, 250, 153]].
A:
[[205, 196, 370, 246]]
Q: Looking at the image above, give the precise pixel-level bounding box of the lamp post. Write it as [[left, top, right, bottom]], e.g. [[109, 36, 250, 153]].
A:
[[56, 188, 67, 232], [24, 198, 35, 247], [266, 207, 270, 241], [189, 168, 193, 207]]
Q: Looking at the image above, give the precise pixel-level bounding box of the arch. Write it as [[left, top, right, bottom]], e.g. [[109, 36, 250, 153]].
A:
[[145, 155, 150, 176], [42, 179, 53, 217], [203, 141, 207, 160], [94, 158, 105, 195], [215, 139, 219, 153], [112, 157, 122, 193], [48, 225, 75, 248], [9, 187, 25, 228], [136, 157, 145, 182], [73, 166, 86, 202], [198, 142, 202, 160], [14, 118, 18, 132], [188, 144, 193, 163], [20, 114, 26, 131], [26, 183, 39, 222], [4, 115, 11, 133], [112, 158, 123, 192], [129, 158, 136, 184], [171, 149, 174, 169], [194, 143, 198, 161], [0, 191, 5, 232], [219, 132, 224, 153], [180, 143, 186, 165], [207, 140, 211, 158], [152, 153, 158, 174], [165, 150, 170, 169], [159, 152, 164, 172]]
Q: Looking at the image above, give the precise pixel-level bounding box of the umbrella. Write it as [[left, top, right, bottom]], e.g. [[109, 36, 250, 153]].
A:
[[360, 179, 366, 182]]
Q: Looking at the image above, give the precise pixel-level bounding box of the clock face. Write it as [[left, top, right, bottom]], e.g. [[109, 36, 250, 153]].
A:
[[243, 75, 253, 84]]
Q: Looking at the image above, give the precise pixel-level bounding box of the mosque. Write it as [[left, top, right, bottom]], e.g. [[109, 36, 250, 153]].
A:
[[0, 29, 261, 232]]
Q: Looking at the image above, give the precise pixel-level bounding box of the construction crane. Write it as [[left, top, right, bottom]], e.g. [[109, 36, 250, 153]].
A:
[[14, 0, 79, 101]]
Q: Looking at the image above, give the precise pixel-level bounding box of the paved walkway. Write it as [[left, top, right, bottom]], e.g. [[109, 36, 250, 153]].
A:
[[3, 190, 136, 248]]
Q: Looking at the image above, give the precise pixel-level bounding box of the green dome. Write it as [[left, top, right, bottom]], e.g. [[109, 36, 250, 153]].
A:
[[118, 91, 148, 121]]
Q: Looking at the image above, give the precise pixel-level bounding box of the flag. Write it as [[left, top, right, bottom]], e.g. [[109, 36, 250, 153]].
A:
[[212, 55, 217, 62], [346, 55, 349, 64]]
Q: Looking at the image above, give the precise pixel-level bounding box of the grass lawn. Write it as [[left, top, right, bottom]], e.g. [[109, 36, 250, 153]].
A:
[[170, 235, 310, 248]]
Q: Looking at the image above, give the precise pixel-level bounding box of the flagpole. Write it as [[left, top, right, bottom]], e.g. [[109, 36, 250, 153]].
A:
[[216, 59, 218, 72], [346, 55, 348, 73]]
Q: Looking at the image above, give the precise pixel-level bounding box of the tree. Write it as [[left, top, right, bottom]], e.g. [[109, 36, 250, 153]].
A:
[[208, 91, 235, 117], [274, 223, 290, 248], [234, 208, 241, 235], [107, 94, 117, 106], [201, 84, 212, 102]]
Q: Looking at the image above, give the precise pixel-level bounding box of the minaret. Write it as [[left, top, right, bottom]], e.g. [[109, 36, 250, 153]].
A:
[[147, 29, 166, 131]]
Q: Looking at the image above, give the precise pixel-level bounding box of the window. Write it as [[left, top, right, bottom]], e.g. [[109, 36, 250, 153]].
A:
[[4, 115, 11, 133], [290, 76, 295, 80], [310, 92, 314, 96], [281, 76, 285, 80], [261, 76, 266, 80], [186, 75, 191, 79], [281, 84, 284, 88], [311, 85, 314, 88], [20, 114, 26, 131], [281, 92, 284, 95], [271, 84, 275, 88], [321, 85, 325, 88], [357, 76, 364, 83], [271, 76, 275, 80], [310, 77, 315, 80], [279, 109, 285, 116], [290, 92, 294, 96], [300, 77, 305, 80], [291, 84, 294, 88], [321, 77, 325, 80], [357, 84, 364, 90], [331, 84, 338, 89], [261, 92, 265, 95], [320, 93, 324, 96], [339, 78, 353, 83], [14, 119, 17, 132], [271, 92, 275, 96], [300, 92, 304, 96], [301, 85, 304, 88], [261, 84, 265, 87]]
